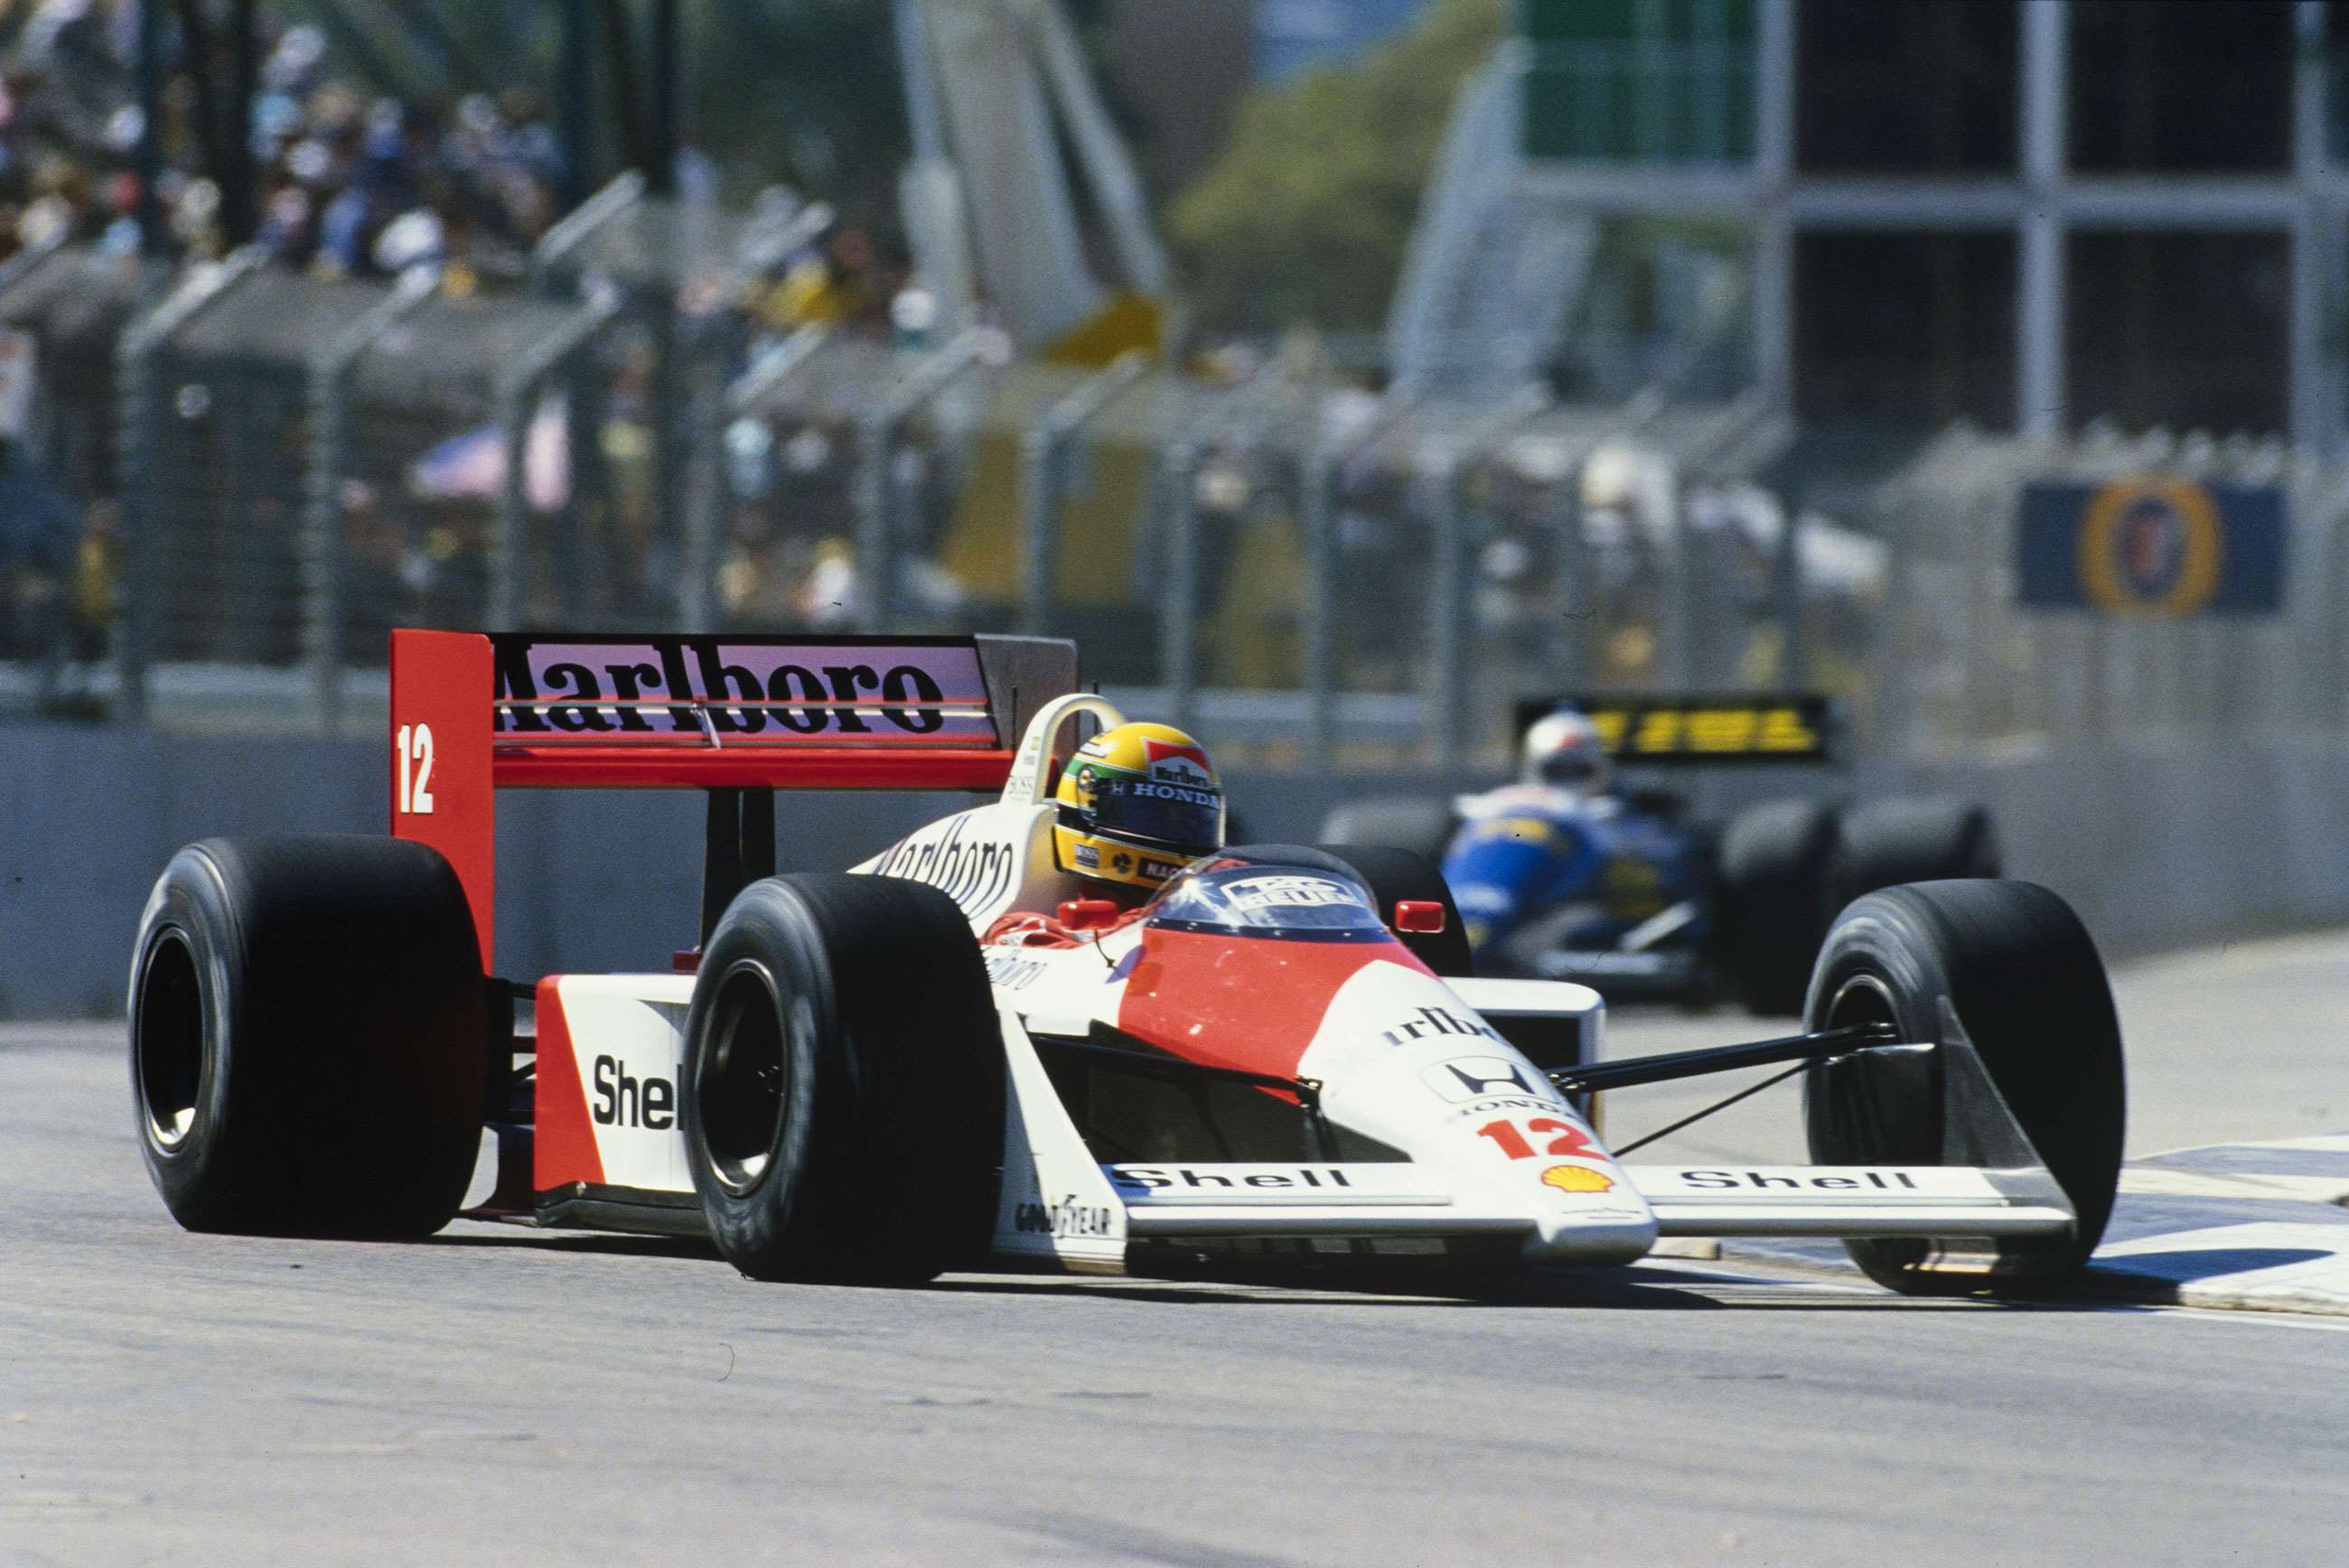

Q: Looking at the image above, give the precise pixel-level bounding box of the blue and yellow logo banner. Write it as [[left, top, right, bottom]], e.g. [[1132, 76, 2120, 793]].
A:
[[2016, 476, 2287, 617]]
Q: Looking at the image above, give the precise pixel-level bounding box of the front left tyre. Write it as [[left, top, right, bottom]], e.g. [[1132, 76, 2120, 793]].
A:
[[679, 873, 1006, 1283], [128, 835, 488, 1237]]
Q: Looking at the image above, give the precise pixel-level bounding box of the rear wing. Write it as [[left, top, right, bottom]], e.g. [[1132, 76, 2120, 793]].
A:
[[1514, 694, 1838, 765], [389, 630, 1078, 964]]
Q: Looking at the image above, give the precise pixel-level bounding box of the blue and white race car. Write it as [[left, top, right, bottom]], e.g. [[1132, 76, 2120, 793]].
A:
[[1323, 697, 1999, 1013]]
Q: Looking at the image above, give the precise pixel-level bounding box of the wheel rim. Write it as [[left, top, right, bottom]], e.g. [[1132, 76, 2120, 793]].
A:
[[698, 961, 796, 1195], [136, 929, 204, 1153], [1823, 970, 1900, 1033]]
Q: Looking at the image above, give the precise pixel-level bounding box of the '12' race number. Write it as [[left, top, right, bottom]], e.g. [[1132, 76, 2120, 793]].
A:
[[1474, 1115, 1601, 1162], [394, 723, 435, 816]]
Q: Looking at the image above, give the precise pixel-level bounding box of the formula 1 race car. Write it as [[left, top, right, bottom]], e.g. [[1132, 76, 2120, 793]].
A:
[[126, 632, 2120, 1297], [1322, 695, 2000, 1013]]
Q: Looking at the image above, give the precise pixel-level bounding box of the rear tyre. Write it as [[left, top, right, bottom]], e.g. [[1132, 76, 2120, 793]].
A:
[[127, 835, 488, 1238], [1830, 798, 1998, 912], [1316, 797, 1459, 866], [1802, 880, 2125, 1295], [680, 874, 1005, 1283], [1313, 843, 1475, 977], [1712, 799, 1839, 1015]]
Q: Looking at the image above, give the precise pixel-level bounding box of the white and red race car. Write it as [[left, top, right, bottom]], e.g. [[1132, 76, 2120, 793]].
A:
[[126, 630, 2126, 1297]]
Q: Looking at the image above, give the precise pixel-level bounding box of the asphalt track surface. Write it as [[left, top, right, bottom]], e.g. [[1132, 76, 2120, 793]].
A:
[[7, 933, 2347, 1566]]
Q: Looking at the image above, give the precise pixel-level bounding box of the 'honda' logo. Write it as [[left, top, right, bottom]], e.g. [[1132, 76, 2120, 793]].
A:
[[1418, 1055, 1533, 1102]]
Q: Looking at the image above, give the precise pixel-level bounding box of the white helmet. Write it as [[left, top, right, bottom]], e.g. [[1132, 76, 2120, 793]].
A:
[[1521, 708, 1612, 793]]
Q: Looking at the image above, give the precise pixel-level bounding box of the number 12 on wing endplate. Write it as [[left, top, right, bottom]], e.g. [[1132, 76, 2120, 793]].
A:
[[394, 723, 436, 816]]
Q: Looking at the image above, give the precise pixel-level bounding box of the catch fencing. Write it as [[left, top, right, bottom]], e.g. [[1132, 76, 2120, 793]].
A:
[[5, 216, 2346, 774]]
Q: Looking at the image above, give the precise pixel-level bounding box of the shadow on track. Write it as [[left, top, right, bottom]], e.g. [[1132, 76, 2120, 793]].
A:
[[420, 1223, 2115, 1314]]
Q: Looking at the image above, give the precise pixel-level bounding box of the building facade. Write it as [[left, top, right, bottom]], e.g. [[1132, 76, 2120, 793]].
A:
[[1502, 0, 2346, 444]]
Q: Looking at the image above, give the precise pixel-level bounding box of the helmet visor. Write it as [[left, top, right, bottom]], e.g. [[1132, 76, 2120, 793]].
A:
[[1083, 775, 1222, 853], [1538, 748, 1603, 787]]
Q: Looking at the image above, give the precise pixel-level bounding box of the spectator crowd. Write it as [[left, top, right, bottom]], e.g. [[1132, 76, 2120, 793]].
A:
[[0, 2, 566, 288]]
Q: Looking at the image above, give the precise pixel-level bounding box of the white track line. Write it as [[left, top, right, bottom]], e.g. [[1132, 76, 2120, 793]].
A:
[[2118, 1168, 2349, 1204], [2130, 1133, 2349, 1162]]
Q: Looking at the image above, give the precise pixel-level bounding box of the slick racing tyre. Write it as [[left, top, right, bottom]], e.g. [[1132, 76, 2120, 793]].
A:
[[1712, 799, 1839, 1015], [1802, 880, 2125, 1295], [1830, 798, 1999, 913], [680, 873, 1006, 1283], [127, 835, 488, 1238], [1312, 843, 1475, 978], [1316, 797, 1460, 867]]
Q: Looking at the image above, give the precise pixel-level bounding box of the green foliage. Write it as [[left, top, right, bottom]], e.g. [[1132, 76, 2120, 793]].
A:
[[682, 0, 910, 228], [1165, 0, 1507, 336]]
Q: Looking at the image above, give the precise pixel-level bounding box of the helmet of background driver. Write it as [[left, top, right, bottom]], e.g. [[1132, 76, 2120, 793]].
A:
[[1521, 707, 1612, 794], [1053, 722, 1225, 892]]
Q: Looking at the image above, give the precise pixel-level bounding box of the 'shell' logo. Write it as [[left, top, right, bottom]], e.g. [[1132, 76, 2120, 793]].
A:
[[1541, 1163, 1614, 1194]]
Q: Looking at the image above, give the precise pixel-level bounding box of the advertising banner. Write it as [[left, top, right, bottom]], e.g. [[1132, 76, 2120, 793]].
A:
[[2016, 476, 2287, 616]]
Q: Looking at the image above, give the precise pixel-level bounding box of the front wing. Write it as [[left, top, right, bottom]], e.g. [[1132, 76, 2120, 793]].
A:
[[989, 1009, 2076, 1269]]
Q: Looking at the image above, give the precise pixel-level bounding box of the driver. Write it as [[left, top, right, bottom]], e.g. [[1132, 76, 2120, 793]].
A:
[[1521, 707, 1612, 796], [985, 721, 1226, 947]]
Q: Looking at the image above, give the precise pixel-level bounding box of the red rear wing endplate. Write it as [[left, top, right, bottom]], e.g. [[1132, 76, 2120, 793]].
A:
[[389, 629, 1079, 966]]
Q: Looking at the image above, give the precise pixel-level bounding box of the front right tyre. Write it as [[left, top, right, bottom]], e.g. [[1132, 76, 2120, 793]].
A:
[[1802, 879, 2125, 1295]]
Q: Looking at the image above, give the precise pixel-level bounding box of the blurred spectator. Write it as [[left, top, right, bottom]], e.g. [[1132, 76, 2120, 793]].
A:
[[0, 432, 75, 657], [338, 480, 417, 667], [0, 10, 563, 282], [65, 493, 117, 663]]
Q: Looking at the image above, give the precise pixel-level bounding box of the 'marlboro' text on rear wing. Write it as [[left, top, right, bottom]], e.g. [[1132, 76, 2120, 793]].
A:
[[388, 629, 1079, 964]]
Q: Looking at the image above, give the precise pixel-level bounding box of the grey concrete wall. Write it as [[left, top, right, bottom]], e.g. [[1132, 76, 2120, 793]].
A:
[[6, 719, 2346, 1018]]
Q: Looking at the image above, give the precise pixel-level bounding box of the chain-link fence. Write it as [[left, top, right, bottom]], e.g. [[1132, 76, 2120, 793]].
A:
[[0, 240, 162, 715], [1864, 424, 2349, 759], [9, 212, 2349, 772]]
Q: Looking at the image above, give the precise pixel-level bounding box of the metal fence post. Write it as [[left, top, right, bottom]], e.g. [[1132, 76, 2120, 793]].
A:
[[1016, 422, 1058, 637], [529, 171, 646, 294], [1299, 432, 1340, 761], [1302, 395, 1418, 760], [1433, 387, 1549, 770], [1020, 350, 1148, 636], [491, 291, 622, 630], [109, 247, 267, 725], [685, 323, 831, 631], [853, 329, 993, 633], [1550, 451, 1595, 692], [1158, 435, 1204, 732], [1773, 477, 1808, 690], [301, 269, 437, 731]]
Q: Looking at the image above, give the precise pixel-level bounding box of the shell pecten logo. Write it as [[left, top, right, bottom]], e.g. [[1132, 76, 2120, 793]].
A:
[[1540, 1162, 1614, 1194]]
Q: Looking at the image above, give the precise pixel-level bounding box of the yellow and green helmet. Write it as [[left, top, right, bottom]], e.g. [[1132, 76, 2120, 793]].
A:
[[1052, 721, 1225, 891]]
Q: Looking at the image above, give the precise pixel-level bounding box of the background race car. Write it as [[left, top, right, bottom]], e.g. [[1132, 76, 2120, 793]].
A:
[[1320, 695, 2000, 1013]]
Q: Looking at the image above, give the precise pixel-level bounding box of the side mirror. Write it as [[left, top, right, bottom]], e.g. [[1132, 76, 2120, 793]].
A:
[[1057, 898, 1124, 931], [1392, 900, 1446, 934]]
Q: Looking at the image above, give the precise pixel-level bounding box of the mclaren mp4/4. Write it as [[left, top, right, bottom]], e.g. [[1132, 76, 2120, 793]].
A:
[[126, 630, 2125, 1297]]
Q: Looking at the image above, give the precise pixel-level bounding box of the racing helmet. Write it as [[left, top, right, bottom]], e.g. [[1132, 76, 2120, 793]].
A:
[[1521, 707, 1612, 793], [1053, 722, 1225, 892]]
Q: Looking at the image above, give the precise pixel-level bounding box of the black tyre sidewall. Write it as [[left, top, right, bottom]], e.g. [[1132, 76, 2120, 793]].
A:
[[1308, 843, 1475, 976], [1830, 798, 1999, 911], [1317, 798, 1461, 866], [1802, 879, 2126, 1293], [128, 835, 487, 1238], [679, 883, 838, 1275], [681, 874, 1005, 1283], [1713, 798, 1840, 1014]]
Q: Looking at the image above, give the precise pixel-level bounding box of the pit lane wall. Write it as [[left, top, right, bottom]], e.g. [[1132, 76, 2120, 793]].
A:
[[5, 723, 2347, 1017]]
